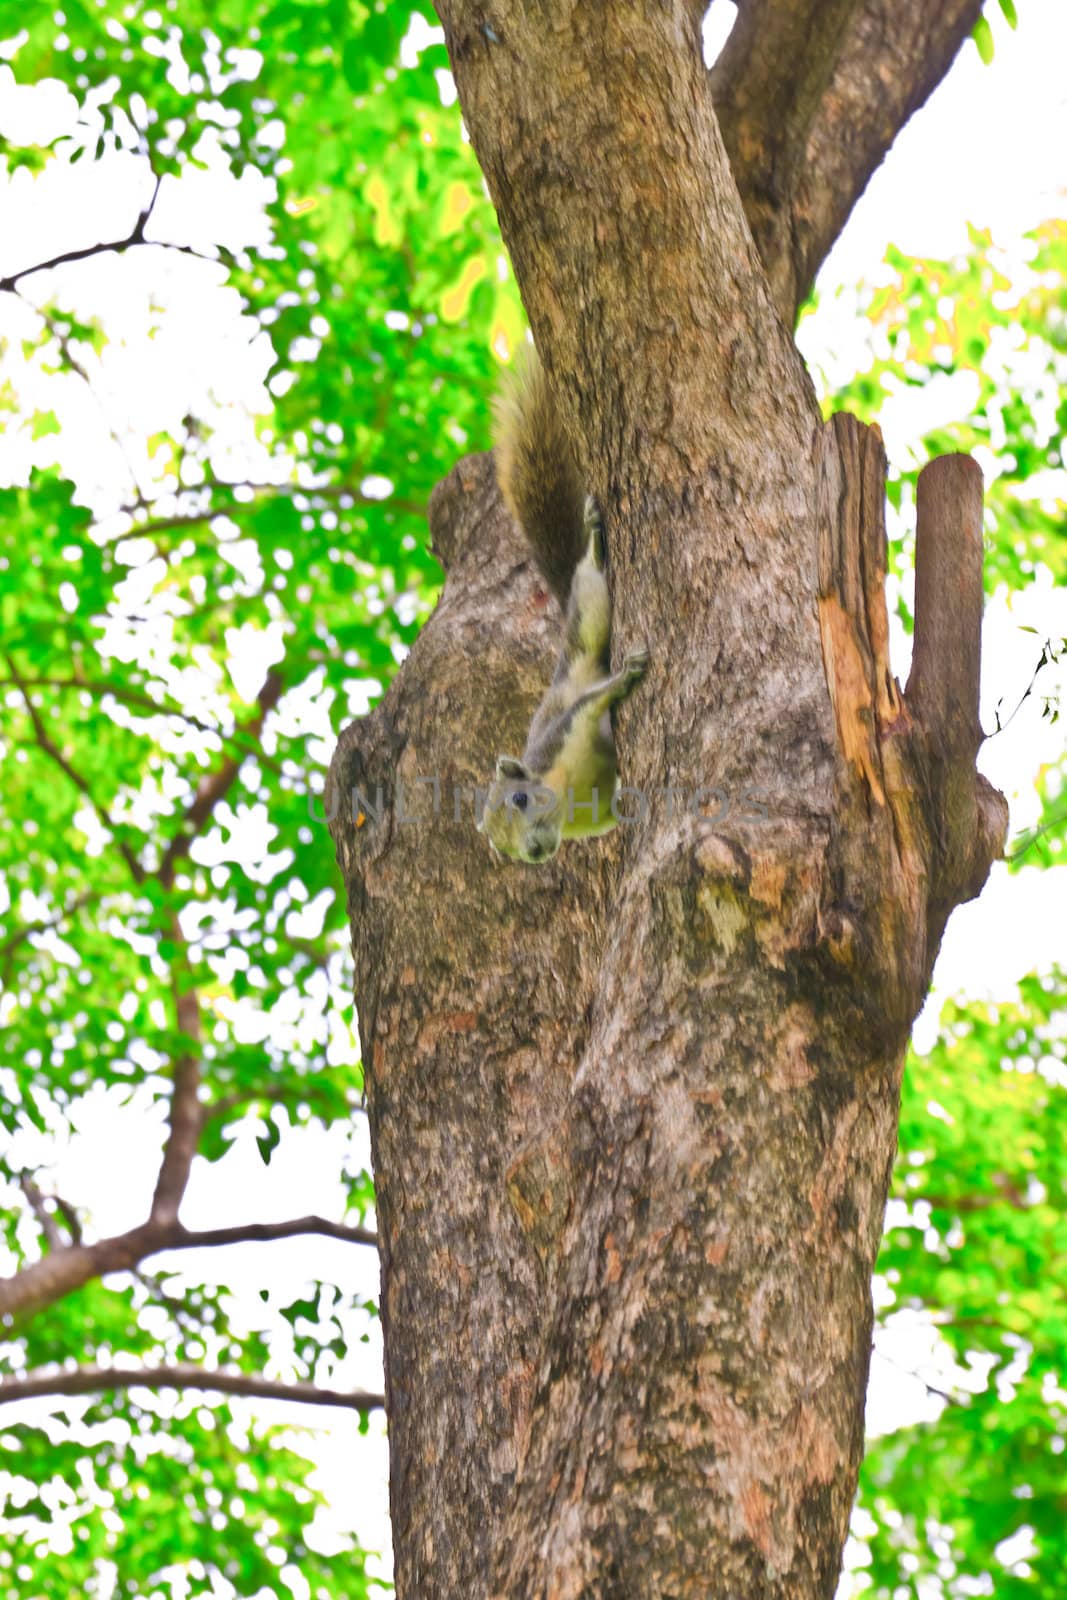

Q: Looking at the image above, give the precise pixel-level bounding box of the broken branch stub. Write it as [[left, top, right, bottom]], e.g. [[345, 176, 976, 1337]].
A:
[[906, 452, 985, 765], [816, 421, 1007, 1031]]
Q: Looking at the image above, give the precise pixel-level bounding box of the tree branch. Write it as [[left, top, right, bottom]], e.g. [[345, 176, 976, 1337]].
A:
[[52, 1194, 84, 1245], [149, 923, 203, 1229], [0, 1229, 158, 1323], [712, 0, 985, 321], [0, 1213, 376, 1322], [0, 1364, 383, 1412], [157, 670, 285, 889], [0, 890, 97, 971], [921, 1176, 1031, 1213], [0, 171, 218, 295], [0, 674, 275, 761], [168, 1216, 378, 1251], [13, 1174, 83, 1247], [117, 478, 428, 532]]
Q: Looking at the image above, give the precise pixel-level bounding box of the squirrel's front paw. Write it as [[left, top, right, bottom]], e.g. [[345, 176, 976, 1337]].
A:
[[624, 648, 650, 681]]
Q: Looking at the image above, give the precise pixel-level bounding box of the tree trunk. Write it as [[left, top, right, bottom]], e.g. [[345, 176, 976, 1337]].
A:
[[327, 5, 1006, 1595]]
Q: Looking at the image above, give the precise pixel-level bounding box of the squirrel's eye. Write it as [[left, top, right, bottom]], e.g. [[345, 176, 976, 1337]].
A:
[[513, 791, 528, 811]]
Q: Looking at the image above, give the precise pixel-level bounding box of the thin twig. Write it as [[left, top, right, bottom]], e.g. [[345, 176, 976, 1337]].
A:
[[989, 636, 1064, 738], [1006, 800, 1067, 866], [0, 171, 218, 295], [24, 295, 147, 498], [4, 656, 145, 883], [131, 1265, 213, 1337], [18, 1176, 62, 1252]]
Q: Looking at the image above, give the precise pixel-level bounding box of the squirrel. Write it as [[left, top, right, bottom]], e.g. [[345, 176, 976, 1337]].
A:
[[477, 347, 649, 865]]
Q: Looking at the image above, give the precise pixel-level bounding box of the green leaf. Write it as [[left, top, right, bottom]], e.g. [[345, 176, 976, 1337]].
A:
[[30, 408, 61, 438], [972, 13, 996, 63], [255, 1115, 282, 1166]]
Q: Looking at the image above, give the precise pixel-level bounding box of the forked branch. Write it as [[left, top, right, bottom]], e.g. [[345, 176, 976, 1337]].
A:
[[0, 1213, 376, 1323], [712, 0, 985, 321], [0, 171, 216, 295]]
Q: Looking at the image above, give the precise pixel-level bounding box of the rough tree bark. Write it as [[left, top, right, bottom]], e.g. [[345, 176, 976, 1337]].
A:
[[327, 4, 1005, 1596]]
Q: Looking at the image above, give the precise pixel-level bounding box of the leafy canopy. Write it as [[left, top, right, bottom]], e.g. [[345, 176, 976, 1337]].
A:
[[0, 2, 1063, 1597]]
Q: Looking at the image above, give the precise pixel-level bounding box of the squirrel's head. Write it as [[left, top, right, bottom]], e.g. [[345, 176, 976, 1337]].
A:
[[478, 756, 562, 865]]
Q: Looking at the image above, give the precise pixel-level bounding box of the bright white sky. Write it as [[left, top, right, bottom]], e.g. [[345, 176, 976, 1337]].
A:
[[0, 2, 1065, 1594]]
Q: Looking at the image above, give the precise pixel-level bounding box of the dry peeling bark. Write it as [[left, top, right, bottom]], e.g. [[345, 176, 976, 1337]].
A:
[[328, 4, 1005, 1595]]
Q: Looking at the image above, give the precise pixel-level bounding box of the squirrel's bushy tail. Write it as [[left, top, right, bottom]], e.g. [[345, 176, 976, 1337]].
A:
[[492, 345, 587, 609]]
